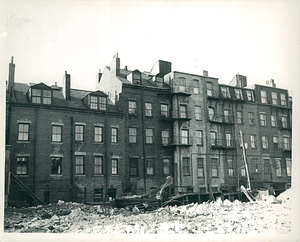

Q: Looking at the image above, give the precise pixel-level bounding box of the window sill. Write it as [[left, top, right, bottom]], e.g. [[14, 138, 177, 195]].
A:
[[111, 174, 119, 176], [50, 174, 62, 176], [197, 144, 203, 146], [51, 142, 63, 145], [94, 174, 104, 176], [75, 174, 86, 177], [17, 141, 30, 144], [129, 114, 137, 117], [75, 141, 84, 143], [94, 142, 104, 144], [145, 116, 154, 118], [16, 174, 29, 177], [111, 143, 119, 145]]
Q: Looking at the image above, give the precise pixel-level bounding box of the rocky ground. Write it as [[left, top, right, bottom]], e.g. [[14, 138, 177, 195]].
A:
[[4, 189, 291, 235]]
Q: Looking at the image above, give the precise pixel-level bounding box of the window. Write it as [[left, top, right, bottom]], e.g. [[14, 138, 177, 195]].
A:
[[16, 157, 28, 175], [163, 158, 170, 175], [207, 82, 213, 96], [145, 102, 152, 117], [161, 130, 169, 146], [51, 157, 62, 175], [280, 93, 286, 106], [52, 125, 62, 142], [221, 86, 230, 98], [271, 115, 277, 127], [129, 128, 137, 143], [195, 106, 201, 120], [128, 101, 136, 115], [91, 96, 107, 110], [237, 111, 242, 124], [94, 156, 103, 175], [18, 123, 30, 141], [179, 105, 187, 118], [75, 125, 84, 141], [226, 133, 232, 147], [161, 104, 169, 117], [94, 189, 103, 202], [181, 130, 189, 144], [210, 131, 216, 146], [260, 113, 266, 126], [146, 158, 154, 175], [197, 158, 204, 177], [235, 89, 242, 99], [250, 135, 256, 148], [208, 107, 214, 120], [282, 116, 288, 128], [193, 80, 199, 94], [246, 90, 254, 101], [132, 72, 141, 84], [273, 136, 279, 149], [111, 127, 118, 143], [272, 92, 278, 105], [211, 158, 218, 177], [146, 128, 153, 144], [75, 156, 85, 175], [130, 158, 138, 176], [252, 158, 259, 175], [264, 159, 271, 180], [183, 157, 190, 176], [228, 158, 234, 177], [275, 158, 282, 177], [43, 90, 52, 104], [32, 89, 41, 104], [156, 76, 163, 87], [94, 126, 103, 142], [286, 158, 292, 177], [179, 77, 186, 92], [262, 135, 268, 149], [112, 159, 118, 175], [261, 90, 267, 103], [241, 168, 246, 177], [248, 112, 254, 125], [196, 130, 203, 145], [283, 137, 290, 150], [224, 110, 230, 122]]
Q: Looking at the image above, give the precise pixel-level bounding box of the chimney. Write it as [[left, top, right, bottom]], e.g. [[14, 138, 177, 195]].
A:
[[97, 69, 102, 84], [110, 53, 120, 76], [266, 79, 276, 88], [203, 70, 208, 77], [63, 71, 71, 101], [8, 56, 15, 94]]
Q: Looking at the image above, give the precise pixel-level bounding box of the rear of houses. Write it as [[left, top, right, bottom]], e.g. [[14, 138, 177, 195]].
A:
[[5, 55, 292, 206]]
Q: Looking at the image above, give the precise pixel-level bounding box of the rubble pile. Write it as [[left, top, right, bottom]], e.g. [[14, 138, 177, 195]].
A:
[[4, 190, 291, 234]]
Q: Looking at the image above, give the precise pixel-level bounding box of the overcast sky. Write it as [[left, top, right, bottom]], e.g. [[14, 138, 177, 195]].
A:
[[1, 0, 300, 95]]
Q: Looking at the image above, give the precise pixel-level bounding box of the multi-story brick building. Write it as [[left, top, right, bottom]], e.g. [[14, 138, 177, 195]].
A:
[[5, 55, 292, 206]]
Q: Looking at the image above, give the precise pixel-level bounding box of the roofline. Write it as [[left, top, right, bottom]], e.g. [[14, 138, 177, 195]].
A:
[[172, 71, 219, 80]]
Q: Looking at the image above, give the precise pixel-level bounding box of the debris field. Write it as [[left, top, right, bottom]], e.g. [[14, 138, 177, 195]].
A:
[[4, 189, 291, 235]]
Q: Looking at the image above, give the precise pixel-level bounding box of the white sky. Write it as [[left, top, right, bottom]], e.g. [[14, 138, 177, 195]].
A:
[[1, 0, 300, 95]]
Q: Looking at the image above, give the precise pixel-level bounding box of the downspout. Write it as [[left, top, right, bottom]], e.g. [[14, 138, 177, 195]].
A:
[[70, 117, 74, 201], [177, 94, 182, 189], [105, 108, 109, 202], [141, 86, 146, 193], [33, 106, 38, 195]]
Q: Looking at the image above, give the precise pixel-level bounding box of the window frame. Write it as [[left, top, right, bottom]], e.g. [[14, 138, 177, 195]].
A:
[[128, 100, 137, 115], [145, 128, 153, 144], [237, 111, 242, 124], [246, 90, 254, 101], [94, 156, 103, 175], [16, 156, 29, 175], [75, 125, 84, 142], [181, 129, 189, 145], [193, 79, 199, 94], [129, 127, 137, 143], [250, 134, 256, 148], [111, 127, 118, 143], [179, 105, 187, 119], [94, 126, 103, 143], [260, 113, 267, 127], [281, 115, 288, 128], [183, 157, 190, 176], [210, 131, 216, 146], [130, 158, 138, 176], [211, 158, 218, 177], [221, 86, 230, 98], [196, 130, 203, 146], [160, 104, 169, 117], [197, 158, 204, 177], [163, 158, 170, 175], [234, 88, 242, 99], [273, 136, 279, 149], [195, 106, 201, 120], [271, 115, 277, 127], [146, 158, 154, 175], [179, 77, 186, 92], [18, 123, 30, 141], [161, 130, 170, 146], [228, 158, 234, 177], [280, 93, 286, 106], [261, 90, 267, 103], [271, 92, 278, 105], [51, 156, 62, 175], [75, 155, 85, 175], [248, 112, 254, 125], [111, 158, 118, 175], [52, 125, 62, 143], [207, 82, 213, 96], [145, 102, 153, 117], [262, 135, 268, 149], [283, 136, 290, 150]]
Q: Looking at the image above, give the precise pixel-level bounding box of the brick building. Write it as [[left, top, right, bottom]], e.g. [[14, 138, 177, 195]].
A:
[[5, 55, 292, 206]]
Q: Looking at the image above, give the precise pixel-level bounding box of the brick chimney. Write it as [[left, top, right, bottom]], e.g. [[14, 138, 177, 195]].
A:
[[63, 71, 71, 100], [203, 70, 208, 77], [110, 53, 120, 76], [8, 56, 15, 94], [266, 79, 276, 88]]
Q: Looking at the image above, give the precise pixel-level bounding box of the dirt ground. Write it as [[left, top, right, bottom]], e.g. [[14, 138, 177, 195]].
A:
[[4, 189, 291, 235]]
